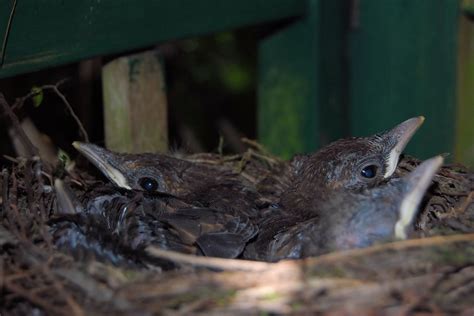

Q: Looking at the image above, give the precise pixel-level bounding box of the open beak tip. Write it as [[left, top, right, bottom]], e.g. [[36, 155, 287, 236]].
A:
[[383, 116, 426, 178], [425, 155, 444, 167], [72, 142, 102, 157], [411, 155, 444, 181], [72, 142, 102, 162], [72, 141, 85, 151], [430, 155, 444, 170], [414, 116, 425, 128], [393, 116, 425, 143], [394, 155, 443, 240], [406, 116, 425, 130]]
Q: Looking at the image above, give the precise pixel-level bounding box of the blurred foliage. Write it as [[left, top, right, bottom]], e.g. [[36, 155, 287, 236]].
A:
[[463, 0, 474, 18], [31, 86, 44, 107], [162, 28, 258, 153]]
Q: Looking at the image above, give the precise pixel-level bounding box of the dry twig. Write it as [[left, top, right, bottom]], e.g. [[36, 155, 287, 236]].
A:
[[146, 233, 474, 273], [0, 93, 39, 158], [146, 246, 273, 272], [11, 79, 89, 142]]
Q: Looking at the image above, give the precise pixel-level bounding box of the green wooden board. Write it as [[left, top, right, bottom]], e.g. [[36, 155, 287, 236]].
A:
[[258, 0, 348, 159], [317, 0, 349, 144], [348, 0, 459, 159], [258, 0, 320, 159], [0, 0, 306, 79], [456, 15, 474, 168], [0, 0, 462, 163]]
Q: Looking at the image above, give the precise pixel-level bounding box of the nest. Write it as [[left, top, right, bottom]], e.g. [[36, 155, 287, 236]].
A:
[[1, 87, 474, 315], [1, 149, 474, 316]]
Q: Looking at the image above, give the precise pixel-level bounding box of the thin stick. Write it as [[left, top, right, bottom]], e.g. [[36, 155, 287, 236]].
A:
[[42, 264, 85, 316], [2, 154, 19, 163], [145, 246, 273, 272], [304, 233, 474, 266], [11, 79, 90, 142], [2, 168, 9, 214], [456, 191, 474, 213], [147, 233, 474, 272], [0, 93, 39, 158], [4, 281, 69, 315], [241, 138, 269, 154], [50, 83, 90, 142], [0, 0, 17, 67]]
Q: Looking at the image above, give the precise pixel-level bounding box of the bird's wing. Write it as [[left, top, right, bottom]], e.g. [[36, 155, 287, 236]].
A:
[[265, 217, 320, 261], [243, 212, 319, 262], [160, 208, 258, 258]]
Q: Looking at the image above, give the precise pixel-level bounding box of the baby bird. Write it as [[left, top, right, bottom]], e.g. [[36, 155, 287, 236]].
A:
[[246, 156, 443, 261], [72, 142, 259, 216], [73, 117, 424, 211], [299, 117, 424, 189], [51, 183, 258, 266], [257, 117, 425, 207], [65, 117, 425, 264]]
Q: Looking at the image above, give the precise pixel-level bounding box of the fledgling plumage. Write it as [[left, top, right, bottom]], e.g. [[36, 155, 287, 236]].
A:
[[258, 117, 425, 208], [72, 142, 259, 216], [73, 117, 424, 212], [66, 117, 425, 264], [51, 183, 258, 266], [246, 156, 443, 261]]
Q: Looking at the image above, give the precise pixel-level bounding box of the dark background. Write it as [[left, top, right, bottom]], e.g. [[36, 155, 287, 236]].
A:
[[0, 27, 264, 164]]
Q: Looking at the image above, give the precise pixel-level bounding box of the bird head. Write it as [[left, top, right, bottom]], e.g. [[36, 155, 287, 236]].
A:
[[72, 142, 189, 196], [321, 155, 443, 252], [295, 116, 425, 192]]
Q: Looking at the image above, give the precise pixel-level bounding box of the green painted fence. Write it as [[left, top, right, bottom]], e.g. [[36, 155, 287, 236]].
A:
[[0, 0, 469, 164], [0, 0, 305, 78], [348, 0, 459, 159]]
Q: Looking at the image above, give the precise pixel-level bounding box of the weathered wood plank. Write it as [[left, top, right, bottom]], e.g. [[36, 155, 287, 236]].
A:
[[102, 50, 168, 153], [0, 0, 306, 79]]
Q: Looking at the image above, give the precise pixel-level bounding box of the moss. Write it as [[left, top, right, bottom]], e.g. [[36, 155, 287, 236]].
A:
[[309, 265, 348, 279], [258, 68, 311, 159], [291, 301, 304, 311], [261, 290, 281, 301], [435, 244, 474, 265], [215, 289, 237, 307]]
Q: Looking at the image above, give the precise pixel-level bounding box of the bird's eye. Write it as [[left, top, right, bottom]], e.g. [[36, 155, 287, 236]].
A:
[[139, 177, 158, 192], [360, 165, 378, 178]]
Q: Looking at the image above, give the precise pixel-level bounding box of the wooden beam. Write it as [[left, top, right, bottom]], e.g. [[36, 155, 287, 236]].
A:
[[102, 50, 168, 153], [0, 0, 306, 79]]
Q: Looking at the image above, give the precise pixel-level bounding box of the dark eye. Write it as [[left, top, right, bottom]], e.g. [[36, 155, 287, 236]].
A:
[[139, 177, 158, 192], [360, 165, 378, 178]]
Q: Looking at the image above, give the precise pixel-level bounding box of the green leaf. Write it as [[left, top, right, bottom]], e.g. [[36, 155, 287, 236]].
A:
[[31, 86, 43, 107], [58, 148, 71, 167]]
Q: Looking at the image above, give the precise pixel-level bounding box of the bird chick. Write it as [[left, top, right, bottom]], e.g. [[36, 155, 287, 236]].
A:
[[72, 142, 259, 215], [72, 142, 233, 195], [248, 155, 443, 261], [294, 116, 424, 190], [51, 182, 258, 266], [73, 117, 423, 212], [255, 117, 425, 208], [279, 116, 425, 212]]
